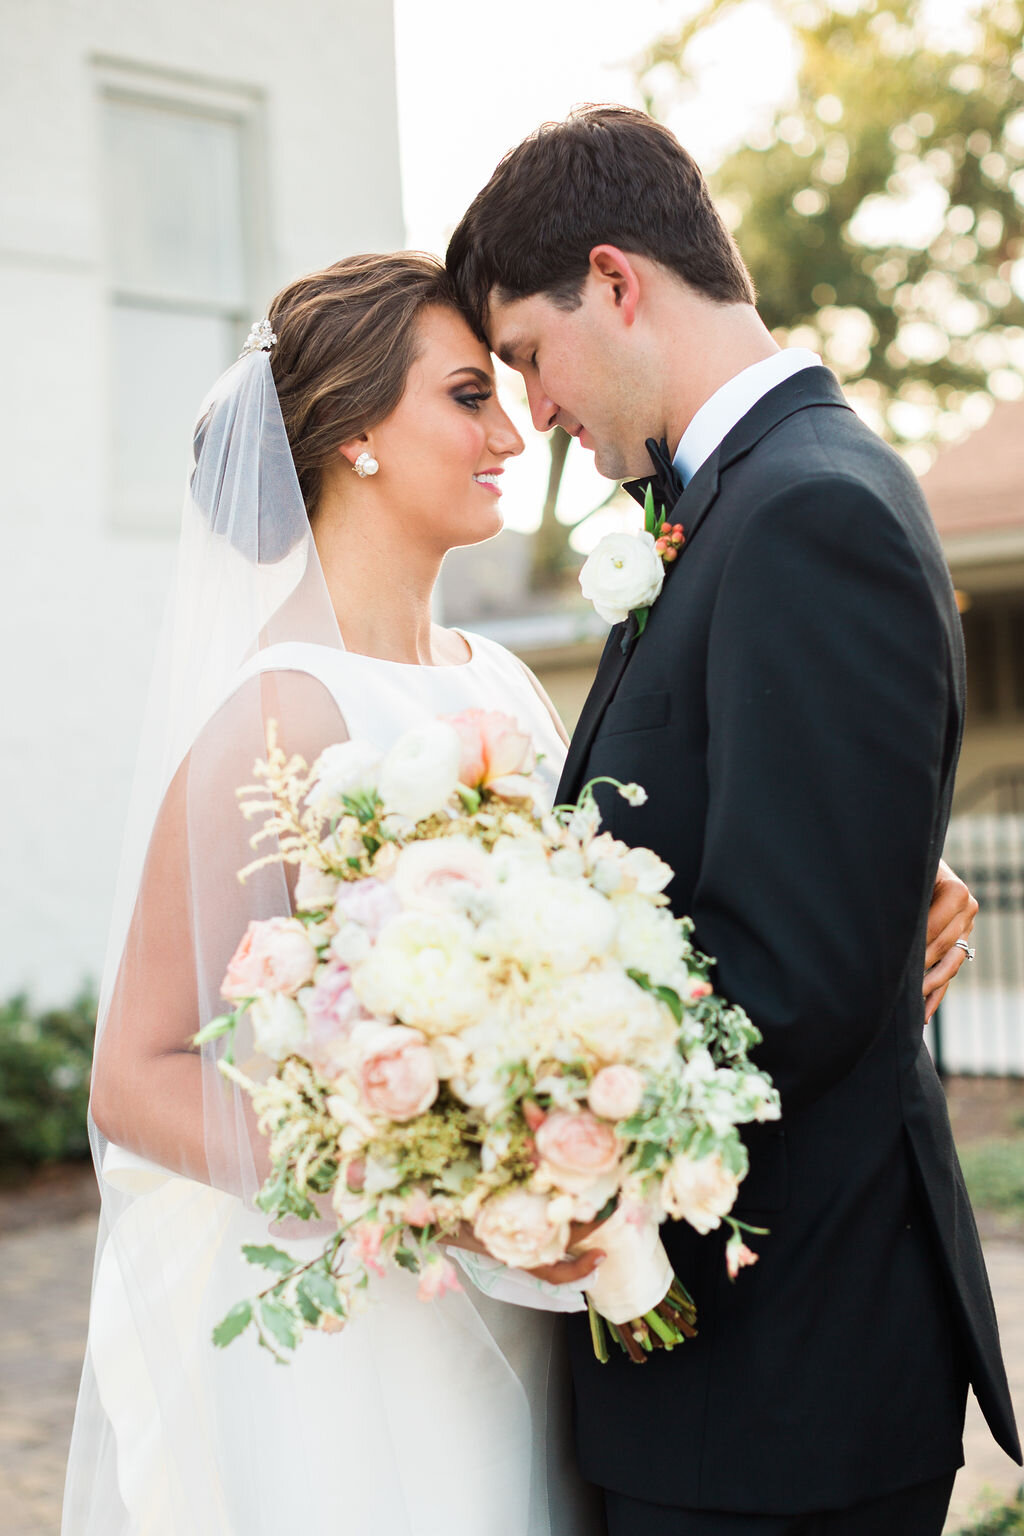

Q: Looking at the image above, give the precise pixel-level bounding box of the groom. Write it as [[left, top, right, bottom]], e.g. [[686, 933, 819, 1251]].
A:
[[447, 106, 1020, 1534]]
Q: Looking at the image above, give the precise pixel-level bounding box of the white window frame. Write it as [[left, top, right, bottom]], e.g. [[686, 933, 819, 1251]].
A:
[[93, 56, 270, 534]]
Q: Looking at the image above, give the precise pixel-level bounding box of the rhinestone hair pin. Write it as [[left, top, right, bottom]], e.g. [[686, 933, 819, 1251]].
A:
[[240, 318, 277, 357]]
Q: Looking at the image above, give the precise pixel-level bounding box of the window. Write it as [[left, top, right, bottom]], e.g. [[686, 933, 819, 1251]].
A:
[[97, 62, 266, 532], [962, 593, 1024, 722]]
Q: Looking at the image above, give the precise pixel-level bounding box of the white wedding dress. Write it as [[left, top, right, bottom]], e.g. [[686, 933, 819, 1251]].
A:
[[66, 630, 601, 1536]]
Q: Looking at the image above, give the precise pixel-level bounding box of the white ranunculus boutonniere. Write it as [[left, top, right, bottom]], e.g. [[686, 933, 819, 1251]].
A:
[[579, 485, 685, 640]]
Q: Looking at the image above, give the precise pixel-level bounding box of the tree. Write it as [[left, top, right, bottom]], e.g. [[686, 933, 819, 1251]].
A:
[[638, 0, 1024, 466]]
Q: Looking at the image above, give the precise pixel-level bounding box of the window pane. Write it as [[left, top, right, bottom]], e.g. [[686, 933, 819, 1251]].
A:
[[104, 97, 246, 306], [111, 305, 235, 533]]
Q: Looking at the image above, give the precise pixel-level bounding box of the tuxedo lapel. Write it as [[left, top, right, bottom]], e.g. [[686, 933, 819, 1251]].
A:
[[559, 368, 852, 804]]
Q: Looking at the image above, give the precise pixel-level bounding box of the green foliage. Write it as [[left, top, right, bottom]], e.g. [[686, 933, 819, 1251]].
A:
[[953, 1490, 1024, 1533], [0, 989, 95, 1167], [639, 0, 1024, 457], [959, 1137, 1024, 1218]]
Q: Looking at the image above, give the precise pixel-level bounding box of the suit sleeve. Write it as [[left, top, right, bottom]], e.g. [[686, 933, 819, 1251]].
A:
[[692, 477, 953, 1112]]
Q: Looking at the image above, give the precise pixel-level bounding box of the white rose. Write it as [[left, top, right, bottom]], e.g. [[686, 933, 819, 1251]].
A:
[[619, 846, 673, 896], [579, 531, 665, 625], [378, 720, 462, 822], [660, 1151, 741, 1234], [250, 994, 308, 1061], [307, 740, 382, 817], [393, 836, 494, 914]]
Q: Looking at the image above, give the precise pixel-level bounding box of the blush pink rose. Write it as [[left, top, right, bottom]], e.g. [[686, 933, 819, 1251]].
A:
[[587, 1065, 645, 1122], [221, 917, 318, 1000], [534, 1109, 622, 1194], [357, 1025, 439, 1121], [354, 1221, 387, 1277], [448, 709, 535, 794], [472, 1189, 569, 1269]]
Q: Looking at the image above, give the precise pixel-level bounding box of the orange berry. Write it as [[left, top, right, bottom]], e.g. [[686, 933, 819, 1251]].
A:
[[664, 547, 678, 562]]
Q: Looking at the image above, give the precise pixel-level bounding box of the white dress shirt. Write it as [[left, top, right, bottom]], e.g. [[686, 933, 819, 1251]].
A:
[[672, 348, 822, 488]]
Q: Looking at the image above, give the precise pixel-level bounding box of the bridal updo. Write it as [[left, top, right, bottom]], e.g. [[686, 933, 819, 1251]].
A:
[[267, 252, 457, 515]]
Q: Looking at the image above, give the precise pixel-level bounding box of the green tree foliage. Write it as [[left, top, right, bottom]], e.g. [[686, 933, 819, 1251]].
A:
[[0, 990, 95, 1166], [639, 0, 1024, 460]]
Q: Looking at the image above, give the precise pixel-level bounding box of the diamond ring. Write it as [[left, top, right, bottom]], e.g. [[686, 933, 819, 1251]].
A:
[[955, 939, 976, 962]]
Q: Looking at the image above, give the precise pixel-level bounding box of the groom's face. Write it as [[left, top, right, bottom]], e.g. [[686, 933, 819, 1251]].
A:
[[486, 285, 651, 481]]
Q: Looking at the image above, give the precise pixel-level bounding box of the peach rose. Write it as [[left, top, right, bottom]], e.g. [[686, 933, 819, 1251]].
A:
[[660, 1151, 740, 1235], [449, 709, 536, 796], [587, 1065, 645, 1122], [534, 1109, 622, 1195], [356, 1024, 439, 1122], [402, 1186, 438, 1228], [221, 917, 318, 1000], [472, 1189, 570, 1269]]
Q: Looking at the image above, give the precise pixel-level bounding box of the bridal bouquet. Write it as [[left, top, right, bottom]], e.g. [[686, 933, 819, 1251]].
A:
[[198, 709, 779, 1364]]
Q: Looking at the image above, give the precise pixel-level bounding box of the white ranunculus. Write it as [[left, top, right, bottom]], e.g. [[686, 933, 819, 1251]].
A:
[[250, 994, 308, 1061], [307, 740, 383, 818], [378, 720, 462, 823], [579, 531, 665, 625]]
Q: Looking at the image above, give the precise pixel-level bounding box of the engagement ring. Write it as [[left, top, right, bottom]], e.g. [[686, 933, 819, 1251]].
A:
[[955, 939, 976, 962]]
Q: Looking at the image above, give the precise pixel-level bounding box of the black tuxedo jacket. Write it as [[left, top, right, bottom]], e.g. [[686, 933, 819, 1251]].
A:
[[558, 368, 1020, 1515]]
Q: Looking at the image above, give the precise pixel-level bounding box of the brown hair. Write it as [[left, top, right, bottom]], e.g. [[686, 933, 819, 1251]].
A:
[[268, 252, 457, 513], [446, 104, 754, 338]]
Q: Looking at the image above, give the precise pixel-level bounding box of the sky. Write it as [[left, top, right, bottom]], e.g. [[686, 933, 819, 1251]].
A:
[[392, 0, 802, 542]]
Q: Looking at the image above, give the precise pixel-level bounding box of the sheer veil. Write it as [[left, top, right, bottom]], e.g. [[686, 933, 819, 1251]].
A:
[[62, 334, 591, 1536]]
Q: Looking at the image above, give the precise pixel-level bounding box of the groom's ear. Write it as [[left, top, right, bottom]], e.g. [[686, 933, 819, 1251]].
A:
[[588, 245, 641, 326]]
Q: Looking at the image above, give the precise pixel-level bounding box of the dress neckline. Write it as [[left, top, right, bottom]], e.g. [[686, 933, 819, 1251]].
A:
[[337, 628, 477, 672]]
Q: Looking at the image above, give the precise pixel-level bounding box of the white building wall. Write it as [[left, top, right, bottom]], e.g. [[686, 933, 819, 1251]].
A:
[[1, 0, 405, 1002]]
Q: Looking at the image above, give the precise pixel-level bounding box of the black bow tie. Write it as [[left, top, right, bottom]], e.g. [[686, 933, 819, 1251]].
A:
[[625, 436, 685, 513]]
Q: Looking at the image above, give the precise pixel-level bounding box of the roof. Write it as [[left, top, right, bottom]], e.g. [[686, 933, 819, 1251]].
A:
[[919, 402, 1024, 538]]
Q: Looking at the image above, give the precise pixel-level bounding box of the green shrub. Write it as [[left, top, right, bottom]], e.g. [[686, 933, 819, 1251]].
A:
[[960, 1139, 1024, 1219], [954, 1491, 1024, 1533], [0, 989, 96, 1167]]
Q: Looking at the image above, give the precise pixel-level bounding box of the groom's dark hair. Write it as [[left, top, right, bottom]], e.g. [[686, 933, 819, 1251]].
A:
[[446, 104, 755, 338]]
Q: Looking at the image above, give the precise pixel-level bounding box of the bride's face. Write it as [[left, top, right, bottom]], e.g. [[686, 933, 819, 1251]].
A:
[[368, 305, 524, 552]]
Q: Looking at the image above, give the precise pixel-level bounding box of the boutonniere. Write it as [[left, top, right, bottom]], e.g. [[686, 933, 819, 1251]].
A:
[[579, 484, 685, 641]]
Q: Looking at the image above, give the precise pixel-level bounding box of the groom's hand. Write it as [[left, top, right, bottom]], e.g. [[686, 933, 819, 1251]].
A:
[[923, 859, 978, 1022]]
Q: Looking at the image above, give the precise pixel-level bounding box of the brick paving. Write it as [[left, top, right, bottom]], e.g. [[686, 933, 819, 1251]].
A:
[[0, 1216, 1020, 1535]]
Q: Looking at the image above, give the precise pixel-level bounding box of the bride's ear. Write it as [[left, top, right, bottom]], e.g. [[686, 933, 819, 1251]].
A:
[[337, 436, 380, 478]]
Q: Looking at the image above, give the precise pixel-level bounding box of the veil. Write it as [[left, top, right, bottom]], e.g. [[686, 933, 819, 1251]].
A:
[[61, 331, 592, 1536]]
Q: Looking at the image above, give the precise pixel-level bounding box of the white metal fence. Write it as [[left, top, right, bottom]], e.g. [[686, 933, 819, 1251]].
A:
[[927, 814, 1024, 1076]]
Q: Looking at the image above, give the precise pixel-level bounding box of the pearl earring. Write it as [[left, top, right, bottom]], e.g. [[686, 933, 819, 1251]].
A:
[[354, 451, 379, 478]]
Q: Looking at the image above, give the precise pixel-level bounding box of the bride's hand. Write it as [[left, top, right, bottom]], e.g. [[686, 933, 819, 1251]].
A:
[[445, 1218, 607, 1286], [923, 859, 978, 1023]]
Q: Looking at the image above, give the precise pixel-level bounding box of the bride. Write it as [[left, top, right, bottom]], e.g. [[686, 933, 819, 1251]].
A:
[[64, 252, 601, 1536], [64, 250, 974, 1535]]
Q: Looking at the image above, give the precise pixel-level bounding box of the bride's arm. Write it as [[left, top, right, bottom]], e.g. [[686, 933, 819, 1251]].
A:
[[90, 668, 348, 1188]]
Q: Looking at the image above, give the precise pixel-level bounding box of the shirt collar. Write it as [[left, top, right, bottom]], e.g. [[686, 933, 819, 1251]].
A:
[[672, 349, 822, 488]]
